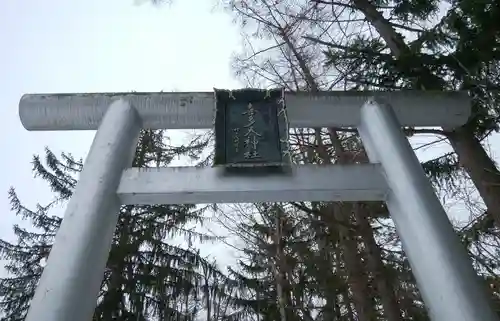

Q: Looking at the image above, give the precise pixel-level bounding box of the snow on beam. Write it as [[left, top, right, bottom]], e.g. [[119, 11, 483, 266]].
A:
[[116, 164, 388, 205], [19, 91, 470, 131]]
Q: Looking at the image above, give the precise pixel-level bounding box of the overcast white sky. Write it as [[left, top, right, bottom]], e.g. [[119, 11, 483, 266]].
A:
[[1, 0, 500, 280], [0, 0, 244, 269]]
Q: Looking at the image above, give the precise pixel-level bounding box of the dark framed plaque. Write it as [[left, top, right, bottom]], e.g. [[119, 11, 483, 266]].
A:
[[213, 88, 291, 170]]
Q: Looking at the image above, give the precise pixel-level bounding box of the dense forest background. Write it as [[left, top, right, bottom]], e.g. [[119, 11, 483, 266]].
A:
[[1, 0, 500, 320]]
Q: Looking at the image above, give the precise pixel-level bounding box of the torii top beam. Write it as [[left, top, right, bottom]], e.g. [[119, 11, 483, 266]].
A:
[[19, 91, 470, 131]]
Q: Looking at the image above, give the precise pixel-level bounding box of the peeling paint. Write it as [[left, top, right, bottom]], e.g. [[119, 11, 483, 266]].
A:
[[19, 91, 471, 131]]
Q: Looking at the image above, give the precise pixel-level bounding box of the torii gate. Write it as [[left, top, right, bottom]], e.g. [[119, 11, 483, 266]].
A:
[[19, 91, 499, 321]]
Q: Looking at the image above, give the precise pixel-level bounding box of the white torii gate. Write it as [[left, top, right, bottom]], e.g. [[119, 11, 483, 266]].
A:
[[19, 91, 499, 321]]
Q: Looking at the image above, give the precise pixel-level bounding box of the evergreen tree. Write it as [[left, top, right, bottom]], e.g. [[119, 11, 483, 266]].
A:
[[0, 130, 232, 321], [221, 0, 500, 319], [226, 204, 310, 321], [310, 0, 500, 227], [4, 1, 500, 320]]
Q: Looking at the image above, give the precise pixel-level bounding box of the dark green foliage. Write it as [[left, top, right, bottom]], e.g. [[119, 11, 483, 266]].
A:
[[421, 152, 460, 188], [323, 0, 500, 132], [0, 130, 232, 321], [3, 0, 500, 320], [0, 191, 57, 321], [391, 0, 440, 20], [320, 0, 500, 188]]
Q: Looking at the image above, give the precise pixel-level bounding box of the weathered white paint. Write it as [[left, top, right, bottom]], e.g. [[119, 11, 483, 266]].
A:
[[25, 100, 142, 321], [358, 99, 499, 321], [20, 91, 495, 321], [19, 90, 471, 131], [116, 164, 388, 204]]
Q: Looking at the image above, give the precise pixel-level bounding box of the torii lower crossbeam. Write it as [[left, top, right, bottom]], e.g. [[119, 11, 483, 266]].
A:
[[117, 164, 388, 204]]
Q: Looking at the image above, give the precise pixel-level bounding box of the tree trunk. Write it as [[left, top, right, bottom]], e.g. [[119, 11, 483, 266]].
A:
[[446, 127, 500, 225], [269, 10, 404, 319], [274, 213, 288, 321], [313, 130, 376, 320], [354, 203, 403, 321], [334, 230, 357, 321], [319, 234, 340, 321], [332, 203, 376, 321], [323, 127, 403, 320], [351, 0, 500, 227]]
